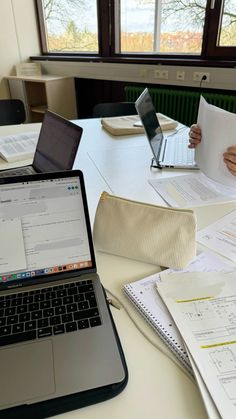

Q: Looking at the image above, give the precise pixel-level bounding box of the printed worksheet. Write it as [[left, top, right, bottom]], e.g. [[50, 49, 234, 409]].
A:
[[157, 272, 236, 419], [197, 210, 236, 262], [186, 348, 221, 419], [149, 172, 236, 207]]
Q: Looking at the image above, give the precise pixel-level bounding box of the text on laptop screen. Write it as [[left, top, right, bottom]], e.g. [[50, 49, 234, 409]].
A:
[[0, 176, 92, 285]]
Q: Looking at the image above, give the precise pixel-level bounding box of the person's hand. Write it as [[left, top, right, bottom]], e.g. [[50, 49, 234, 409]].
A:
[[223, 147, 236, 176], [188, 124, 202, 149]]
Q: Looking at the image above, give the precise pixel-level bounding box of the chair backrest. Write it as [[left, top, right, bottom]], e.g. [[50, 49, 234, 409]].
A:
[[92, 102, 137, 118], [0, 99, 26, 125]]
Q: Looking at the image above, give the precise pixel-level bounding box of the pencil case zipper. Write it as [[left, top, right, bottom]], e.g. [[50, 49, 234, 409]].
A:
[[99, 191, 194, 214]]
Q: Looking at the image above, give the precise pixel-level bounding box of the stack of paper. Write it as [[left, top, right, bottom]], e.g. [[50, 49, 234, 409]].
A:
[[124, 251, 233, 394], [157, 271, 236, 418]]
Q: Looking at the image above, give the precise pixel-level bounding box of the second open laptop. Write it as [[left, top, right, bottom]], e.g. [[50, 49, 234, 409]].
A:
[[0, 110, 82, 177], [135, 88, 198, 169]]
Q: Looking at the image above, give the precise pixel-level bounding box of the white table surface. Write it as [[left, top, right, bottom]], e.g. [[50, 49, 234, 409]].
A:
[[0, 119, 235, 419]]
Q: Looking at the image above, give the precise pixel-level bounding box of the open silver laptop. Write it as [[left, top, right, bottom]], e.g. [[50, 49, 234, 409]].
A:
[[135, 88, 198, 169], [0, 111, 82, 177], [0, 170, 127, 416]]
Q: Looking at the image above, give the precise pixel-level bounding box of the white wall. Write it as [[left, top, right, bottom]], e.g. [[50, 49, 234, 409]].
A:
[[38, 60, 236, 92], [0, 0, 40, 98]]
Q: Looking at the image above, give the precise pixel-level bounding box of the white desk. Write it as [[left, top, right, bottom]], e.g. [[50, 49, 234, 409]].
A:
[[73, 118, 236, 228], [0, 120, 235, 419]]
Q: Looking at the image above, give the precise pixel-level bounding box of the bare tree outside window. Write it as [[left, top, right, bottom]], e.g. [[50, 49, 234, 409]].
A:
[[37, 0, 236, 60], [218, 0, 236, 46], [120, 0, 207, 54], [42, 0, 98, 52]]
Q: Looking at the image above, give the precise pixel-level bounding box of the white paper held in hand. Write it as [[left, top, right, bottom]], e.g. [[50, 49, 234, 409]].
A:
[[196, 96, 236, 188]]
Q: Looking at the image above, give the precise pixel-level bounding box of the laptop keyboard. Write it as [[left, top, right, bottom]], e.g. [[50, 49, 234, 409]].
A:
[[165, 131, 195, 166], [0, 166, 35, 178], [0, 280, 101, 347]]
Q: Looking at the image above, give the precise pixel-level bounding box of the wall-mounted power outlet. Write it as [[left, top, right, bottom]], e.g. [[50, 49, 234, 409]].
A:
[[154, 69, 168, 80], [176, 71, 185, 81], [193, 72, 210, 82]]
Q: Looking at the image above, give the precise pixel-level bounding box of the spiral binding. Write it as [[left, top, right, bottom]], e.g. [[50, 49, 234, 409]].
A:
[[124, 284, 192, 375]]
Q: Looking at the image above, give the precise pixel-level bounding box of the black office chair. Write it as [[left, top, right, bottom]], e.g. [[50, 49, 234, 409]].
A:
[[92, 102, 137, 118], [0, 99, 26, 125]]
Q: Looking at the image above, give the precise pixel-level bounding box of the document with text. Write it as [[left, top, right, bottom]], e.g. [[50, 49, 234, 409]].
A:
[[0, 132, 38, 163], [0, 217, 26, 273], [149, 96, 236, 207], [157, 271, 236, 419], [124, 251, 232, 375], [197, 209, 236, 262], [186, 347, 221, 419], [196, 96, 236, 188], [149, 172, 236, 207]]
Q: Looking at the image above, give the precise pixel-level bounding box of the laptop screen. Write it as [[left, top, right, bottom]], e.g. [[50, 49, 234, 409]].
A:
[[0, 171, 95, 290], [135, 88, 163, 164], [33, 111, 82, 172]]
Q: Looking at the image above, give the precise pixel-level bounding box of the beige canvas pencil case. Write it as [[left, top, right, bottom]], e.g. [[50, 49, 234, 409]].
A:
[[93, 192, 197, 270]]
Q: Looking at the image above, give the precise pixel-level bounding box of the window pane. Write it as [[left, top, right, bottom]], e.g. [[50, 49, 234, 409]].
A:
[[218, 0, 236, 46], [41, 0, 98, 53], [120, 0, 207, 54]]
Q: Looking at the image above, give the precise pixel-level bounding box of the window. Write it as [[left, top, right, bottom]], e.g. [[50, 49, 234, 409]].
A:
[[205, 0, 236, 58], [219, 0, 236, 46], [37, 0, 98, 53], [36, 0, 236, 62], [119, 0, 207, 54]]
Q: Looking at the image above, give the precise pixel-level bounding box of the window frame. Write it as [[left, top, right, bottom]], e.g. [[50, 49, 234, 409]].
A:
[[35, 0, 236, 66], [204, 0, 236, 59]]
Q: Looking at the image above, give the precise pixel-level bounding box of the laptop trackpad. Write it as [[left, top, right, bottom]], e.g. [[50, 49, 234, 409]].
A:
[[1, 340, 55, 406]]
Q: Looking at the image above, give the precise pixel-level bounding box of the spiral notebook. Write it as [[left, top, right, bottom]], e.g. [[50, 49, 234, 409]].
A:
[[123, 251, 233, 376], [123, 273, 192, 374]]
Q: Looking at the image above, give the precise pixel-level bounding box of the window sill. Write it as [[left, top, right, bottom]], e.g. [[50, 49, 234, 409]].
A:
[[31, 54, 236, 68]]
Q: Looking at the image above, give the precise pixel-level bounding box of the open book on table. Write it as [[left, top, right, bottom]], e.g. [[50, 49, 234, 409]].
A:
[[0, 132, 38, 163]]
